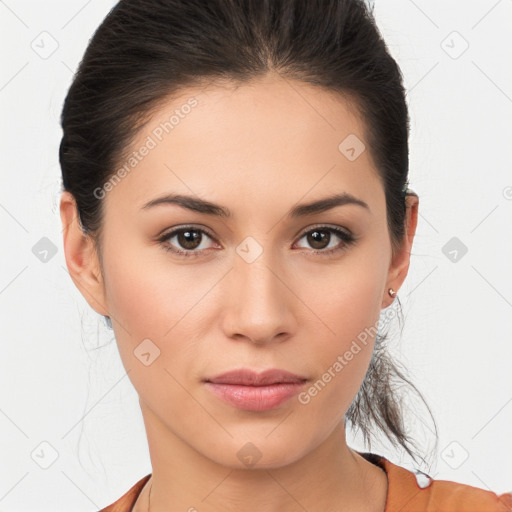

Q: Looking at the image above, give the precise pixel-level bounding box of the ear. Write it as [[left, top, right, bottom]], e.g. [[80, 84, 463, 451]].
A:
[[382, 192, 419, 308], [59, 191, 109, 317]]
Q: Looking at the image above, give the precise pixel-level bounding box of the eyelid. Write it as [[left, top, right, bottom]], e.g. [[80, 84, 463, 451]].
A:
[[295, 222, 352, 239], [155, 223, 216, 239], [293, 224, 356, 254], [157, 223, 352, 243], [156, 224, 220, 256], [157, 223, 356, 257]]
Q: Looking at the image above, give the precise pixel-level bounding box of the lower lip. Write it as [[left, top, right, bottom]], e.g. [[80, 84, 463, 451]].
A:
[[205, 381, 306, 411]]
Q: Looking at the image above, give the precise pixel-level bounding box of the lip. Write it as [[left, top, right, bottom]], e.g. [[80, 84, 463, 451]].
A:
[[205, 368, 308, 386], [203, 369, 308, 412]]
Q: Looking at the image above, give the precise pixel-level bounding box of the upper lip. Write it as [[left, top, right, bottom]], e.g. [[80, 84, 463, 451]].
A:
[[204, 368, 308, 386]]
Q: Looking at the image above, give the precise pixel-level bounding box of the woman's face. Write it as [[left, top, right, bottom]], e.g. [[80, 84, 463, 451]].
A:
[[63, 73, 416, 469]]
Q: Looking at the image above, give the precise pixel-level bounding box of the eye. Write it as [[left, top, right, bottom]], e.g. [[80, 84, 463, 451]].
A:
[[294, 225, 356, 256], [157, 224, 356, 259], [158, 226, 218, 258]]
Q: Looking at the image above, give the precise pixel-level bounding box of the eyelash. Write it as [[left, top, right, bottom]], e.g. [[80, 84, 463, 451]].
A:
[[157, 224, 356, 259]]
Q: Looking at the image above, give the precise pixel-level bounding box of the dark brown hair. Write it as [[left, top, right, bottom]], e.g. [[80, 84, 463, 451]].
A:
[[59, 0, 438, 466]]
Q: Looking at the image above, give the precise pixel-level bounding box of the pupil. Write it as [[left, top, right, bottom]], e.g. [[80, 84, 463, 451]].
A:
[[179, 229, 201, 249], [308, 230, 329, 249]]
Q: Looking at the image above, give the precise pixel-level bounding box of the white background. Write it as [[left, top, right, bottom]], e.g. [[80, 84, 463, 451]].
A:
[[1, 0, 511, 510]]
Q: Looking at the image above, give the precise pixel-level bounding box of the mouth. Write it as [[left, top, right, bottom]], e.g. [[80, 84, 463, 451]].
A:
[[203, 368, 308, 411]]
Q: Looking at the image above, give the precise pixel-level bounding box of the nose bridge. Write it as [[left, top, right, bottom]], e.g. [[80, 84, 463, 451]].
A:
[[235, 239, 286, 311], [221, 237, 294, 342]]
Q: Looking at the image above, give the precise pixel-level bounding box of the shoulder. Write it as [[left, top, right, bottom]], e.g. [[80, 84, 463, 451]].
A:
[[98, 474, 151, 512], [359, 452, 512, 512]]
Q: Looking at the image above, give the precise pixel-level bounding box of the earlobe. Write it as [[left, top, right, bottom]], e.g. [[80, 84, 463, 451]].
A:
[[382, 193, 419, 308], [59, 191, 110, 317]]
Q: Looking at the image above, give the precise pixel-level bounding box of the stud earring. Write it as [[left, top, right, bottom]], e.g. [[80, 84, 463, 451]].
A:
[[388, 288, 396, 297]]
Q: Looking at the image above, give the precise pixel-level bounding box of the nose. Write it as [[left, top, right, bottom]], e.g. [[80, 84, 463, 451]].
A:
[[220, 250, 297, 345]]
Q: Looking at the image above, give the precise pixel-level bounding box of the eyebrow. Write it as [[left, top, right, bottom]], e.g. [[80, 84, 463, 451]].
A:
[[141, 192, 370, 217]]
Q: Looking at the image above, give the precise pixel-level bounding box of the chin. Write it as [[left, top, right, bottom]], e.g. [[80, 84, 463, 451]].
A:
[[200, 436, 309, 470]]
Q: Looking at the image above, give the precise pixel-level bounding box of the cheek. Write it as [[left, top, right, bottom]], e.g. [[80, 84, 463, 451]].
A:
[[298, 253, 386, 411], [314, 252, 386, 343], [101, 238, 194, 337], [100, 238, 220, 380], [100, 246, 204, 408]]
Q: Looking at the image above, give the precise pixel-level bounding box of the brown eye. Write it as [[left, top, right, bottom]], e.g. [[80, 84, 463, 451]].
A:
[[306, 229, 331, 250], [295, 225, 355, 255], [158, 226, 217, 257], [175, 229, 203, 250]]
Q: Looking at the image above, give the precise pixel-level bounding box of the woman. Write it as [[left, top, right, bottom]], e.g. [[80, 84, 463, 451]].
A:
[[58, 0, 512, 510]]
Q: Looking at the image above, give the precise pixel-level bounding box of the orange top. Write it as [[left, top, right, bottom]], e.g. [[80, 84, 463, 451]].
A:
[[99, 452, 512, 512]]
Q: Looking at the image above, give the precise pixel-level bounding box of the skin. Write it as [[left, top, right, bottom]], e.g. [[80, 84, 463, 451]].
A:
[[60, 71, 419, 512]]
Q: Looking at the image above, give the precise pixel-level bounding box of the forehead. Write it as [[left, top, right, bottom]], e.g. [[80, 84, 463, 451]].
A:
[[104, 74, 384, 218]]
